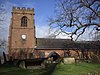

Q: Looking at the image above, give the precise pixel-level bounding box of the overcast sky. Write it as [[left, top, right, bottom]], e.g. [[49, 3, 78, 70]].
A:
[[0, 0, 92, 41]]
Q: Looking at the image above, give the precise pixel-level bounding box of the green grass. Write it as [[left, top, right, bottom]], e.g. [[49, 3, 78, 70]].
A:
[[0, 64, 46, 75], [52, 63, 100, 75], [0, 63, 100, 75]]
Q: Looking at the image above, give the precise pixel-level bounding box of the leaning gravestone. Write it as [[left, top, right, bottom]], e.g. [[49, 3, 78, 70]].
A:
[[1, 57, 4, 64], [63, 57, 75, 64], [19, 61, 26, 69]]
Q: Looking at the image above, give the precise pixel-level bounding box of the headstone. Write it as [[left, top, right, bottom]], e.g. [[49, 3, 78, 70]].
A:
[[19, 61, 26, 69], [63, 57, 75, 64], [1, 58, 4, 64]]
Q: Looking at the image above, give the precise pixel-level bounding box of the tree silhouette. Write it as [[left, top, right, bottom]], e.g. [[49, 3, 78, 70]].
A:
[[48, 0, 100, 40]]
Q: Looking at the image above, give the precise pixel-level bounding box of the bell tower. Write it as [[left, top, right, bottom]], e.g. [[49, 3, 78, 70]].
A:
[[8, 7, 36, 58]]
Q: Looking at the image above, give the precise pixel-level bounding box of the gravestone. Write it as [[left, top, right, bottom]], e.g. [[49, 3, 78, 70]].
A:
[[19, 61, 26, 69], [63, 57, 75, 64]]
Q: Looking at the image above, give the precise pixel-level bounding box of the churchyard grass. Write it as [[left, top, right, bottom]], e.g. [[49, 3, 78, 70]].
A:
[[0, 63, 100, 75], [0, 64, 46, 75], [52, 62, 100, 75]]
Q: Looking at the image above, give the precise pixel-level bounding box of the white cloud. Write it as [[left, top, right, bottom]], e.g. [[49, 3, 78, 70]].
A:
[[56, 33, 71, 39], [36, 25, 72, 39], [77, 28, 95, 41], [46, 27, 96, 41], [36, 25, 50, 38]]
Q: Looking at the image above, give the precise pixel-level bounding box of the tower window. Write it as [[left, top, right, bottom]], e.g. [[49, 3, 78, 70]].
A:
[[21, 16, 27, 27]]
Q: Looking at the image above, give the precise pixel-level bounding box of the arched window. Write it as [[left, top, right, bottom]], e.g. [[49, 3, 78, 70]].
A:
[[21, 16, 27, 27]]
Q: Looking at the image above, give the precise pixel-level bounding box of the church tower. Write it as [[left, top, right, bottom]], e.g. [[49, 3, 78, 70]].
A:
[[8, 7, 36, 59]]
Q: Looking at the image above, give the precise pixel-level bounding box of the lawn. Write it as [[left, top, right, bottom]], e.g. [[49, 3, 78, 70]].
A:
[[0, 63, 100, 75], [52, 63, 100, 75], [0, 64, 46, 75]]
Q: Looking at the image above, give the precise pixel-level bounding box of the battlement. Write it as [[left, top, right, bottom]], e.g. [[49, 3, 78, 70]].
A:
[[12, 6, 34, 11]]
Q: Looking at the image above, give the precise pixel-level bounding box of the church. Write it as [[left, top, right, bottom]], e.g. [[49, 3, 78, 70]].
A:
[[8, 7, 100, 60]]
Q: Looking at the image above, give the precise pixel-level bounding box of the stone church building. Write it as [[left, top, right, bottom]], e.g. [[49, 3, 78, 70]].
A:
[[8, 7, 100, 60]]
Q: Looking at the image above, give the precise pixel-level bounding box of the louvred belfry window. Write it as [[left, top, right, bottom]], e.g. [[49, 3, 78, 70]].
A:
[[21, 16, 27, 27]]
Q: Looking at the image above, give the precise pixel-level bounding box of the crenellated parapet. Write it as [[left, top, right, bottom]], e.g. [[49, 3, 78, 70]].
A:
[[13, 6, 34, 11], [12, 6, 34, 15]]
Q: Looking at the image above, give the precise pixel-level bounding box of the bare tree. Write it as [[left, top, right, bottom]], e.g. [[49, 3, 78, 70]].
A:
[[93, 30, 100, 41], [0, 39, 7, 49], [48, 0, 100, 41], [0, 39, 7, 57], [0, 0, 7, 29]]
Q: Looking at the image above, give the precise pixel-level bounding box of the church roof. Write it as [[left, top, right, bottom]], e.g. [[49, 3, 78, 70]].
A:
[[36, 38, 100, 50], [36, 38, 72, 49]]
